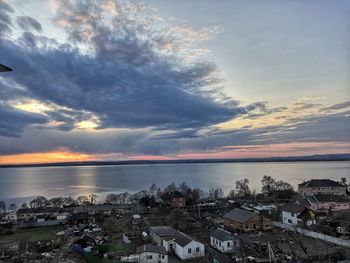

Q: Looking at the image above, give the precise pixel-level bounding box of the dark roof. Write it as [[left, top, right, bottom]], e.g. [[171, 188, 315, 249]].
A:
[[173, 231, 193, 247], [136, 244, 167, 255], [149, 226, 198, 247], [299, 179, 345, 188], [210, 228, 232, 242], [223, 208, 257, 223], [17, 207, 60, 214], [281, 203, 306, 214], [69, 212, 89, 220], [150, 226, 177, 237], [297, 198, 310, 207], [172, 190, 185, 198], [313, 194, 349, 203]]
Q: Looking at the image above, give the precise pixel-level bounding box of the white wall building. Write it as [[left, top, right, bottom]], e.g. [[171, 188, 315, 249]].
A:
[[210, 228, 238, 253], [150, 226, 205, 260], [136, 245, 167, 263], [281, 203, 315, 227]]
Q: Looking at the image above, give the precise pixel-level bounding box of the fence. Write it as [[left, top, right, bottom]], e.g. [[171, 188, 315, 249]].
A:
[[273, 221, 350, 248]]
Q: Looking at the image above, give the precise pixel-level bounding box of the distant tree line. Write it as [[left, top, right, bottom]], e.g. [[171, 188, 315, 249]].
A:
[[2, 175, 345, 213]]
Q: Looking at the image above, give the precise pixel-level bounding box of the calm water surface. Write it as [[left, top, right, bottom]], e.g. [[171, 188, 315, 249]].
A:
[[0, 161, 349, 202]]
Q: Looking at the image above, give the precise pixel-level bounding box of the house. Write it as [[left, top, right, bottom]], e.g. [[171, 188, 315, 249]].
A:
[[17, 207, 61, 221], [149, 226, 205, 260], [171, 191, 186, 208], [68, 212, 90, 225], [136, 244, 168, 263], [4, 211, 17, 222], [304, 194, 350, 211], [281, 202, 315, 226], [210, 228, 239, 253], [223, 208, 273, 232], [298, 179, 346, 196], [73, 204, 132, 215]]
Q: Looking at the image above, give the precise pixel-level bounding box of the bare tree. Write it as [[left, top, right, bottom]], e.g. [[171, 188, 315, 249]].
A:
[[235, 178, 251, 197], [0, 200, 6, 213], [89, 194, 98, 204], [77, 195, 89, 205]]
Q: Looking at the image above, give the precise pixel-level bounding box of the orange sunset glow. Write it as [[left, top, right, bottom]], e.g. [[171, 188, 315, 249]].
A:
[[0, 150, 94, 165]]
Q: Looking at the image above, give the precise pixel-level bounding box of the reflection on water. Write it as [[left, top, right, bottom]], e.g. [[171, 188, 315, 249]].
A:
[[0, 161, 349, 201]]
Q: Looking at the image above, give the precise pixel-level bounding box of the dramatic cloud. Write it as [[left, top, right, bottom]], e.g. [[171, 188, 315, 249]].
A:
[[0, 0, 349, 162], [1, 0, 262, 138], [16, 16, 42, 32], [0, 102, 47, 137]]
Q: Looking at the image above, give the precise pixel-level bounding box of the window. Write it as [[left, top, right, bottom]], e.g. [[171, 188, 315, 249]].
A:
[[246, 225, 248, 229], [288, 219, 292, 224], [161, 255, 164, 259], [253, 224, 256, 229], [219, 241, 221, 246], [196, 247, 200, 252], [291, 212, 294, 217], [147, 255, 153, 259], [188, 248, 192, 254], [227, 242, 231, 247]]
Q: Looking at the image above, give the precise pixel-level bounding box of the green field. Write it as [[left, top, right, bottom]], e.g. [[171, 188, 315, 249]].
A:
[[0, 225, 62, 242]]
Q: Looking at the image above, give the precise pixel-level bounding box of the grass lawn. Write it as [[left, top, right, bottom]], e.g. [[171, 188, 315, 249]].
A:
[[83, 254, 121, 263], [98, 242, 132, 254], [0, 225, 62, 242]]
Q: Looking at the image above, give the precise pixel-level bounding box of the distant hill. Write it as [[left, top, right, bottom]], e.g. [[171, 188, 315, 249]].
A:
[[0, 153, 349, 168]]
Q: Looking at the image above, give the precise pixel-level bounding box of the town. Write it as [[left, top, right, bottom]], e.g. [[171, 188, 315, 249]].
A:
[[0, 176, 350, 263]]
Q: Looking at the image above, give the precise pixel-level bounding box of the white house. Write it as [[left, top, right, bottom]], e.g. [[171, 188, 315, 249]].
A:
[[149, 226, 205, 260], [4, 211, 17, 222], [210, 228, 238, 253], [281, 202, 315, 227], [136, 245, 167, 263]]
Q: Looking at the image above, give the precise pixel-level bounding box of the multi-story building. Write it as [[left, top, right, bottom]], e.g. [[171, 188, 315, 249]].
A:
[[298, 179, 346, 196]]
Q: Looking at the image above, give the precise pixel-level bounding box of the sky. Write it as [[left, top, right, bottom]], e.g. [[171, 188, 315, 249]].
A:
[[0, 0, 349, 164]]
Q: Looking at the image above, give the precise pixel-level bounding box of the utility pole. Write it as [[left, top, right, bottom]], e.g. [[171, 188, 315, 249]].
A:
[[268, 241, 276, 263]]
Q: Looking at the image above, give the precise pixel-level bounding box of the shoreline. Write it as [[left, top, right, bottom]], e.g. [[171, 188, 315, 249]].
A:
[[1, 153, 349, 169]]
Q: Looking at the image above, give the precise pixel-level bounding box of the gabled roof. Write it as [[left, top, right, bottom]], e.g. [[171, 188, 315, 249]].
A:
[[281, 203, 306, 214], [223, 208, 257, 223], [312, 194, 349, 203], [173, 231, 194, 247], [299, 179, 345, 188], [149, 226, 199, 247], [210, 228, 232, 242], [150, 226, 177, 237], [136, 244, 167, 255]]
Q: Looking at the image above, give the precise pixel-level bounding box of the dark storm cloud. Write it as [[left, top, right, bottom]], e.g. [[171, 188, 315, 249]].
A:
[[0, 103, 47, 137], [16, 16, 42, 32], [0, 0, 348, 158], [0, 0, 267, 139], [0, 0, 13, 34]]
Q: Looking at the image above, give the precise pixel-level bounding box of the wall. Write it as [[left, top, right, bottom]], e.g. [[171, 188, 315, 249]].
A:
[[139, 252, 167, 263], [223, 214, 273, 231], [282, 211, 300, 226], [299, 186, 346, 196], [174, 240, 205, 260], [273, 221, 350, 248], [210, 237, 236, 253]]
